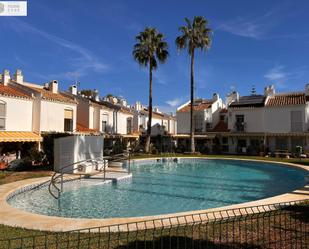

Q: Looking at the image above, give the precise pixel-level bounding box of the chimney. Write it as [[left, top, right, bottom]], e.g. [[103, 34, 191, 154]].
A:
[[14, 69, 23, 84], [135, 101, 141, 111], [264, 85, 275, 96], [49, 80, 58, 94], [226, 91, 239, 105], [153, 107, 159, 113], [69, 85, 77, 95], [120, 99, 127, 106], [305, 84, 309, 96], [93, 89, 99, 101], [2, 69, 10, 86], [212, 93, 219, 101]]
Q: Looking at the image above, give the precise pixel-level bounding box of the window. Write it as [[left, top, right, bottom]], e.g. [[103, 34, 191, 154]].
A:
[[64, 109, 73, 132], [127, 117, 132, 134], [0, 101, 6, 130], [102, 114, 109, 133], [236, 115, 244, 123], [102, 121, 107, 133], [291, 111, 302, 132], [235, 115, 245, 131], [194, 114, 203, 132]]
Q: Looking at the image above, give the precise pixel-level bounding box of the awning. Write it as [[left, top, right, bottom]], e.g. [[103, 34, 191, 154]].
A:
[[122, 134, 140, 138], [172, 134, 216, 139], [0, 132, 42, 142], [225, 132, 309, 137]]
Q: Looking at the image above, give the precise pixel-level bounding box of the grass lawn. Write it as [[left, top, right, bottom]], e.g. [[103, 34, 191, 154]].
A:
[[0, 154, 308, 248]]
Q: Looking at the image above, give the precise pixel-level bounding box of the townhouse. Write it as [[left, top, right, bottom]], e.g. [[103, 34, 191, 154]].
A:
[[223, 85, 309, 155], [66, 90, 137, 152], [176, 93, 224, 133], [0, 69, 78, 162], [0, 70, 41, 158], [175, 94, 225, 152], [131, 101, 177, 136]]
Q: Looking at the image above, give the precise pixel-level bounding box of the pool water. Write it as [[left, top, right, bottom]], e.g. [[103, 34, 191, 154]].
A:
[[8, 159, 307, 218]]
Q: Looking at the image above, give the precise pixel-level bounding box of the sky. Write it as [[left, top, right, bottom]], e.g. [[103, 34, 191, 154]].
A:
[[1, 0, 309, 113]]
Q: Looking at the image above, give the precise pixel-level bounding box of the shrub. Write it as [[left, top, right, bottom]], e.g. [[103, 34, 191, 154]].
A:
[[7, 159, 32, 171]]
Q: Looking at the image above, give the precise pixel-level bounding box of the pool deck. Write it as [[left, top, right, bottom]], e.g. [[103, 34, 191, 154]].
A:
[[0, 157, 308, 232]]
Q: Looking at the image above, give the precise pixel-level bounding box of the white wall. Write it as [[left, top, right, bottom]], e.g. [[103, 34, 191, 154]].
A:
[[116, 111, 133, 134], [176, 98, 225, 134], [100, 107, 114, 133], [0, 96, 33, 131], [228, 105, 307, 133], [40, 100, 77, 132], [54, 135, 104, 173], [228, 108, 264, 132], [264, 105, 306, 133]]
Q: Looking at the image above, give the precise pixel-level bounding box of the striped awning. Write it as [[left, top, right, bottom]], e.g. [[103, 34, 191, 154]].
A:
[[0, 132, 42, 142]]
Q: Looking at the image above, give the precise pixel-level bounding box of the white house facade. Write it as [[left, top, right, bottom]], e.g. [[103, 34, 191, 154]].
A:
[[176, 93, 225, 134], [224, 85, 309, 155]]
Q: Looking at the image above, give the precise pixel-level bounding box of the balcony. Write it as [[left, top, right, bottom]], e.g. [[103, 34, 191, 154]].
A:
[[234, 122, 246, 132]]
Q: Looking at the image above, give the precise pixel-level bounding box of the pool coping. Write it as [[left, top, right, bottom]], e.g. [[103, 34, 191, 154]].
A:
[[0, 157, 308, 232]]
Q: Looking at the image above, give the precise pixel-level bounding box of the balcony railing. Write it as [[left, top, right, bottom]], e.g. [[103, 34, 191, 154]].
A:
[[234, 122, 246, 132]]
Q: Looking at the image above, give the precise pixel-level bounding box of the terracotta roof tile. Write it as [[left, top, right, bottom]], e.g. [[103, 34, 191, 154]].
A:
[[30, 87, 76, 104], [209, 120, 229, 132], [178, 100, 213, 113], [266, 93, 306, 107], [0, 84, 30, 98], [76, 123, 98, 133], [220, 108, 228, 113]]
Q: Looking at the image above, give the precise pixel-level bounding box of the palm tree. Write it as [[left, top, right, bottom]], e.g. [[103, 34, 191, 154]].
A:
[[133, 27, 169, 153], [175, 16, 212, 153]]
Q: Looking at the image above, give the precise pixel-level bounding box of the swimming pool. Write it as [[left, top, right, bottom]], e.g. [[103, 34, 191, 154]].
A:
[[8, 158, 308, 219]]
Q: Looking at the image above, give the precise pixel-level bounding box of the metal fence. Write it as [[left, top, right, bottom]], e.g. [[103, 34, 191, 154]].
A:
[[1, 199, 308, 249]]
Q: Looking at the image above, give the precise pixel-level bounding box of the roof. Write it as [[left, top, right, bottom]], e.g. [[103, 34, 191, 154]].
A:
[[266, 93, 307, 107], [0, 131, 42, 142], [99, 100, 134, 115], [229, 95, 265, 108], [29, 87, 76, 104], [210, 120, 229, 132], [178, 99, 213, 112], [140, 109, 170, 120], [220, 108, 228, 113], [0, 84, 30, 99], [76, 123, 98, 133]]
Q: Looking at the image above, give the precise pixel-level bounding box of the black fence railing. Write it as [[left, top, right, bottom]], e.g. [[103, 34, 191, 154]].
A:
[[0, 199, 308, 249]]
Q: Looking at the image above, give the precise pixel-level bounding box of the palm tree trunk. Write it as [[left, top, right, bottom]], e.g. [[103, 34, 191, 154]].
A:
[[145, 62, 153, 153], [190, 49, 195, 153]]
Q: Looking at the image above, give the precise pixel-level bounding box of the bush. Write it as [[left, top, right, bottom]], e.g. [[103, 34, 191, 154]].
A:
[[7, 159, 32, 171]]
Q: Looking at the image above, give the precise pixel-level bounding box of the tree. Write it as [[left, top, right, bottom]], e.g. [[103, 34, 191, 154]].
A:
[[133, 27, 169, 153], [175, 16, 212, 153], [80, 89, 96, 98]]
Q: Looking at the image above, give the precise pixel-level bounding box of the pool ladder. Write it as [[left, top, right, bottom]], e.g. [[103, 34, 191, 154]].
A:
[[48, 152, 131, 200]]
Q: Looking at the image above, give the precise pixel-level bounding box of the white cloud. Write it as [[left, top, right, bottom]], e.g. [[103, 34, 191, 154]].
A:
[[218, 20, 264, 39], [165, 97, 187, 108], [6, 18, 109, 79], [264, 66, 286, 81], [215, 8, 282, 40]]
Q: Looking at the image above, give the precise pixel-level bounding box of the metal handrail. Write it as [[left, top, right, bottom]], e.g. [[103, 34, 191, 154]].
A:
[[48, 152, 131, 200]]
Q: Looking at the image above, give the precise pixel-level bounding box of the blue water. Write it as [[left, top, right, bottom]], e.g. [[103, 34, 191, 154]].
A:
[[8, 159, 307, 218]]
